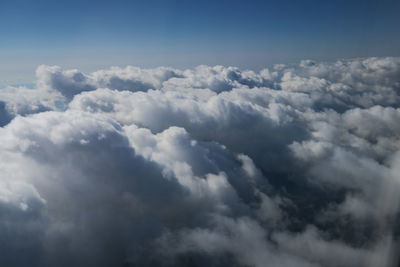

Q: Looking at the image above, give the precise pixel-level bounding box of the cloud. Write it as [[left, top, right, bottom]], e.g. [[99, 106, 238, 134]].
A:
[[36, 65, 183, 99], [0, 57, 399, 266]]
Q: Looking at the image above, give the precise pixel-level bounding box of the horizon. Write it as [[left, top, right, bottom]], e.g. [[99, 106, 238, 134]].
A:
[[1, 0, 399, 83]]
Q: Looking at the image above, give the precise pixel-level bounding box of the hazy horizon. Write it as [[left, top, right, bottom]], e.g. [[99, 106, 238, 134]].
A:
[[1, 0, 399, 83]]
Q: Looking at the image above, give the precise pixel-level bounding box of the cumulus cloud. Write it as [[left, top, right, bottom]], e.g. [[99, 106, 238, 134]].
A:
[[0, 57, 399, 266], [36, 65, 183, 99]]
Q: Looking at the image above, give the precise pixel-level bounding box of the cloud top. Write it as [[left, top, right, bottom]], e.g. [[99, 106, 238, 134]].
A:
[[0, 57, 400, 267]]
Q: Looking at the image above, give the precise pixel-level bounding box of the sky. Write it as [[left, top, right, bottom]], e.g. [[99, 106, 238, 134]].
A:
[[0, 0, 399, 83], [1, 1, 400, 266]]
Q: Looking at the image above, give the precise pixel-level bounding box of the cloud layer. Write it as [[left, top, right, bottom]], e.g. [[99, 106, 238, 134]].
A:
[[0, 57, 400, 267]]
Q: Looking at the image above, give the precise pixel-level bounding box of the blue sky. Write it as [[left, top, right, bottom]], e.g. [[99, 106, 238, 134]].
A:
[[0, 0, 399, 84]]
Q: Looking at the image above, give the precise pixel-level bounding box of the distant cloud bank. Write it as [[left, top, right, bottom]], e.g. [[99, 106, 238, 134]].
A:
[[0, 57, 399, 267]]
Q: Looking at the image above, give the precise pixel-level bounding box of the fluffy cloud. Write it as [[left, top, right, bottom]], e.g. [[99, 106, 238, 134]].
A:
[[0, 57, 399, 266], [36, 65, 182, 99]]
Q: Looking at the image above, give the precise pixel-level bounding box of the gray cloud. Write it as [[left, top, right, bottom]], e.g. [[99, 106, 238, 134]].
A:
[[0, 57, 399, 266]]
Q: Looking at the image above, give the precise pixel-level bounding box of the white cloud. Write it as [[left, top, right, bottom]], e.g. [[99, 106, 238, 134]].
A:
[[0, 57, 399, 266]]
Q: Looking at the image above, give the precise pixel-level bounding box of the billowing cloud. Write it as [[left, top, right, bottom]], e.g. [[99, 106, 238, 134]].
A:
[[0, 57, 399, 266]]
